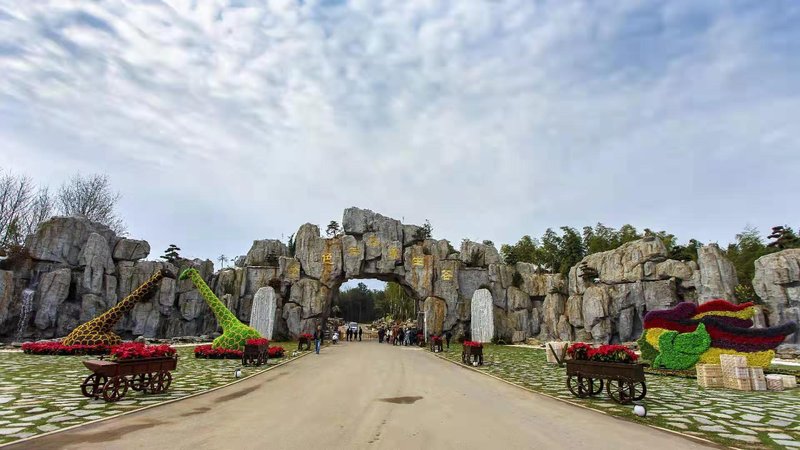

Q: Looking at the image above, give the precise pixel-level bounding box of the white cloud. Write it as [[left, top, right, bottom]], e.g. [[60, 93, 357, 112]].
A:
[[0, 0, 798, 266]]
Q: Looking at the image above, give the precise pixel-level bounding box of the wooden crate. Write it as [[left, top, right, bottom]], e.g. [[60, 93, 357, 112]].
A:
[[696, 364, 722, 377], [749, 368, 767, 391], [780, 375, 797, 389], [723, 376, 752, 391], [719, 354, 747, 379], [697, 375, 723, 388], [728, 366, 750, 379], [766, 375, 784, 391]]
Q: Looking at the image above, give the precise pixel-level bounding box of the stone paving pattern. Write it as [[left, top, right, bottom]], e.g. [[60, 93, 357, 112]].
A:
[[0, 344, 306, 446], [441, 344, 799, 449]]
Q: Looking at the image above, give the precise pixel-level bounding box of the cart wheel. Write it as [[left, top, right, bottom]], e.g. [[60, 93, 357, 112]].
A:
[[81, 373, 108, 399], [102, 376, 128, 402], [606, 379, 635, 404], [130, 373, 151, 392], [632, 381, 646, 401], [568, 376, 603, 398], [150, 371, 172, 393]]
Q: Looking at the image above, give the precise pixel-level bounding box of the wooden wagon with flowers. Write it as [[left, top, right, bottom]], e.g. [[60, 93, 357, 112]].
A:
[[298, 333, 313, 351], [242, 338, 269, 366], [565, 343, 647, 404], [80, 343, 178, 402], [429, 335, 443, 353], [462, 341, 484, 365]]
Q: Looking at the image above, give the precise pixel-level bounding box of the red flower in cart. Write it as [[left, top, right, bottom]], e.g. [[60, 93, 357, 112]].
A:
[[299, 333, 313, 340], [268, 346, 285, 358], [463, 341, 483, 348], [566, 342, 592, 360], [431, 335, 443, 342], [110, 342, 176, 361], [246, 338, 269, 346]]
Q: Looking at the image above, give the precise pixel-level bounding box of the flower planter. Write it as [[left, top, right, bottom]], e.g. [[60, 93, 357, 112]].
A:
[[81, 356, 178, 402], [242, 343, 269, 366], [462, 345, 483, 366], [430, 341, 443, 353], [565, 360, 647, 404]]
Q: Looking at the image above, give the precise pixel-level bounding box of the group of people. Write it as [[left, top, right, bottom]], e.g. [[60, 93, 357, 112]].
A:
[[345, 326, 363, 341], [375, 326, 452, 348]]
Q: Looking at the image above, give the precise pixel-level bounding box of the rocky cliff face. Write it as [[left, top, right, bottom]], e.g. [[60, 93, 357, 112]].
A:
[[753, 249, 800, 347], [0, 209, 756, 345]]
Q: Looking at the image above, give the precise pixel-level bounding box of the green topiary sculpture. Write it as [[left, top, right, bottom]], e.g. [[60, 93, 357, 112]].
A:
[[180, 268, 262, 351], [653, 323, 712, 370]]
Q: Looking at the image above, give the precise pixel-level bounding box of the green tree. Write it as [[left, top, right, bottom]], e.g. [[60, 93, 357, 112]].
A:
[[767, 226, 800, 249], [501, 235, 541, 265], [558, 226, 586, 275], [287, 233, 296, 257], [326, 221, 341, 237], [161, 244, 181, 263]]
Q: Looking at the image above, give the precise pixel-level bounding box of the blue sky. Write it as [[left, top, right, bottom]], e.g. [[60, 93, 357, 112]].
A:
[[1, 0, 798, 279]]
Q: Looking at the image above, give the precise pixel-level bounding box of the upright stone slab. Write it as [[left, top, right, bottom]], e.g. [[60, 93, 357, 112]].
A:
[[423, 297, 446, 338], [471, 289, 494, 343], [251, 287, 277, 339]]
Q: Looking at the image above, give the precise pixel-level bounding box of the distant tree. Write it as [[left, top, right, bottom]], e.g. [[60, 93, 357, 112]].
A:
[[0, 171, 54, 250], [161, 244, 181, 263], [57, 173, 125, 234], [669, 239, 702, 262], [217, 254, 228, 269], [501, 235, 541, 266], [326, 221, 341, 237], [414, 219, 433, 240], [482, 239, 494, 246], [767, 226, 800, 249], [558, 226, 586, 275]]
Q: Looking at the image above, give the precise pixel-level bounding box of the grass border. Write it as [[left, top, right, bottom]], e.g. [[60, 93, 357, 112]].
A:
[[430, 350, 734, 450], [0, 350, 313, 449]]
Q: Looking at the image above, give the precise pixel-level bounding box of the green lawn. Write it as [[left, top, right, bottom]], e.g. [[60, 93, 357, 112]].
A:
[[438, 344, 799, 450], [0, 343, 307, 445]]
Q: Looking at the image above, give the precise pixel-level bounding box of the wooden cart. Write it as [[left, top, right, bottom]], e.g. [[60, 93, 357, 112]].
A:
[[81, 356, 178, 402], [462, 346, 483, 366], [242, 343, 269, 366], [565, 360, 646, 404]]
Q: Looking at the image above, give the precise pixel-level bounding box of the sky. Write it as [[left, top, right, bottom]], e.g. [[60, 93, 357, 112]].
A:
[[1, 0, 799, 282]]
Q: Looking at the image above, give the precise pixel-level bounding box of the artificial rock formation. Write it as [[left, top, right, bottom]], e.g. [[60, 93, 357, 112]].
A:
[[0, 209, 752, 345], [753, 249, 800, 347]]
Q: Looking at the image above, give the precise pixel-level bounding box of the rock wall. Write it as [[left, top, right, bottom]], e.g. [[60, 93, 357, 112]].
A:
[[0, 209, 756, 345], [753, 249, 800, 346]]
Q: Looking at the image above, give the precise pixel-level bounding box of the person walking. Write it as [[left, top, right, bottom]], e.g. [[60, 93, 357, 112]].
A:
[[378, 327, 385, 343], [346, 327, 351, 342], [313, 325, 323, 354], [403, 327, 411, 346], [445, 330, 452, 349], [358, 327, 363, 342]]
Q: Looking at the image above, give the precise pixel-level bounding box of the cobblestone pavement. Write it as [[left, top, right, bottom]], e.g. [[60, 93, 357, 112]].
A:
[[439, 344, 799, 449], [0, 344, 307, 446]]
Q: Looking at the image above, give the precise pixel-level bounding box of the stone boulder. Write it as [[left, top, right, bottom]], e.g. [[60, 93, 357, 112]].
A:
[[113, 239, 150, 261], [26, 216, 117, 266], [459, 240, 501, 267], [78, 233, 115, 295], [753, 249, 800, 346], [34, 268, 72, 330], [243, 240, 288, 266], [697, 244, 738, 303], [0, 270, 14, 325], [569, 237, 668, 294], [342, 207, 403, 243]]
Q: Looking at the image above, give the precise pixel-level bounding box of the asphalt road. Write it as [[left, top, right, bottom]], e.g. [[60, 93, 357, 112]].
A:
[[12, 342, 712, 450]]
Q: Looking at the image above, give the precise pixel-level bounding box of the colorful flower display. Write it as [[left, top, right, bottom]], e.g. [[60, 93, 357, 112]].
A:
[[268, 346, 285, 358], [246, 338, 269, 346], [637, 299, 797, 369], [299, 333, 313, 340], [110, 342, 176, 361], [463, 341, 483, 348], [431, 335, 443, 343], [21, 341, 110, 355]]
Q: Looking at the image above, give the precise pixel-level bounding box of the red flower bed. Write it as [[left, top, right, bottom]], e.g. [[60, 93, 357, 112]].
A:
[[463, 341, 483, 348], [431, 335, 443, 342], [268, 346, 285, 358], [299, 333, 313, 340], [567, 343, 638, 364], [21, 341, 110, 356], [193, 345, 243, 359], [246, 338, 269, 346], [110, 342, 176, 361]]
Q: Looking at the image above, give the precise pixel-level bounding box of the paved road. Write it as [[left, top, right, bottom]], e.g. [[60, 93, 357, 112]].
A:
[[15, 342, 712, 450]]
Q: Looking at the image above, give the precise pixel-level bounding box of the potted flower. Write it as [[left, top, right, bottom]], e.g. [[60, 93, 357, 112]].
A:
[[268, 346, 285, 358], [462, 341, 484, 366]]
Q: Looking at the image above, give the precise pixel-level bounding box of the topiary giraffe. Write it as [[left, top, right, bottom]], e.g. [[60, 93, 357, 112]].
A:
[[179, 268, 261, 350], [63, 269, 174, 347]]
